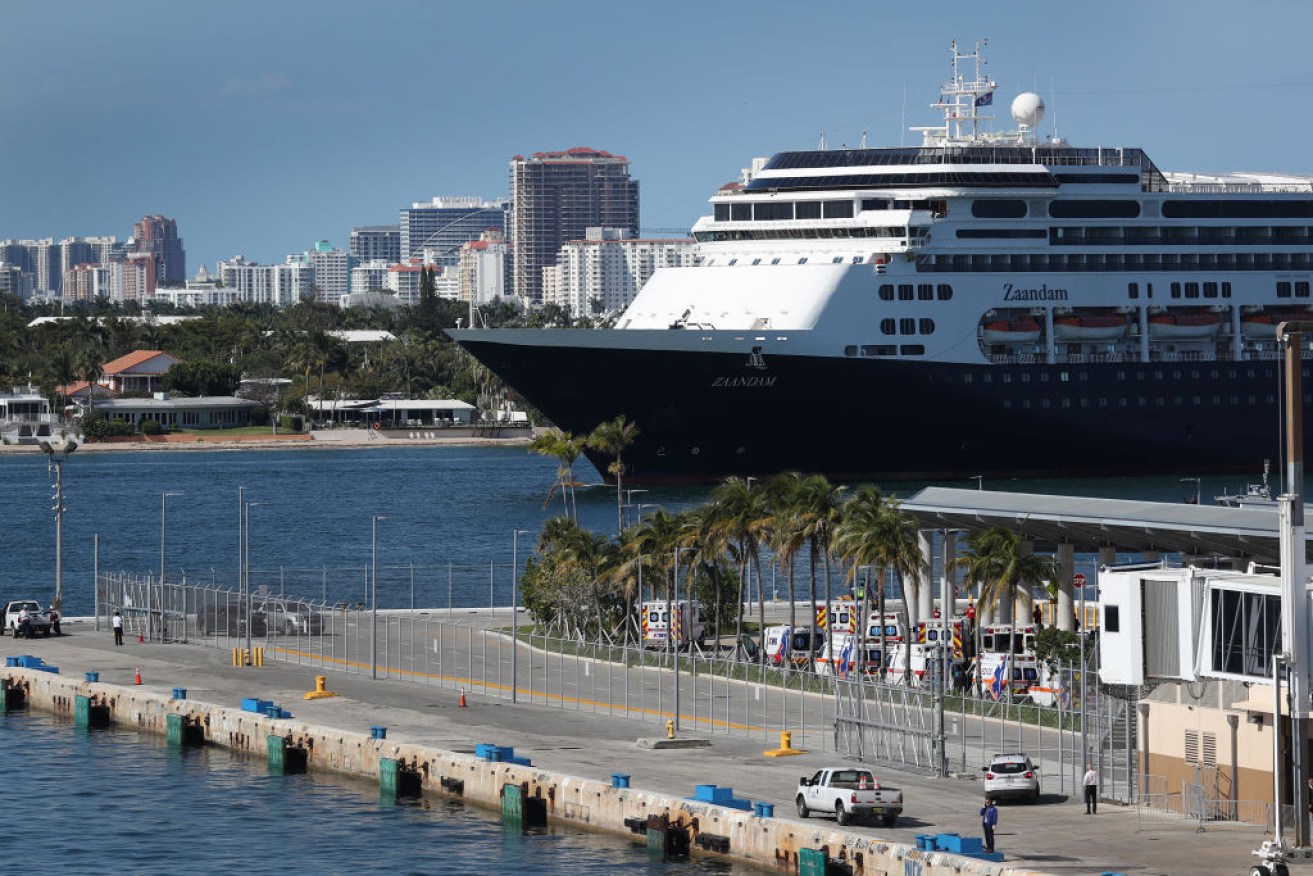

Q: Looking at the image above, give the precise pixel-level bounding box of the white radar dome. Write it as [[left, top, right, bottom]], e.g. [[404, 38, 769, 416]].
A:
[[1011, 92, 1046, 128]]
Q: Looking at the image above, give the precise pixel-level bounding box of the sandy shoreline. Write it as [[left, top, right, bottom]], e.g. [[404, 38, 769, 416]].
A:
[[0, 428, 537, 454]]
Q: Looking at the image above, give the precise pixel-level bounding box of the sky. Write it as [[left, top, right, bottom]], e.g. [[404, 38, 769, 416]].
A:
[[5, 0, 1313, 271]]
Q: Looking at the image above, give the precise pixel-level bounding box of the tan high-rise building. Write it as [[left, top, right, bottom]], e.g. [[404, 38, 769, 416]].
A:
[[509, 147, 638, 303]]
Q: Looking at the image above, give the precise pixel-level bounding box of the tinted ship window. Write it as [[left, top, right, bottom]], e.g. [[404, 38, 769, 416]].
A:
[[971, 199, 1028, 219], [823, 201, 854, 219], [731, 204, 751, 221], [755, 202, 793, 221], [714, 204, 729, 221], [795, 201, 821, 220], [1163, 200, 1313, 219], [1048, 200, 1141, 219]]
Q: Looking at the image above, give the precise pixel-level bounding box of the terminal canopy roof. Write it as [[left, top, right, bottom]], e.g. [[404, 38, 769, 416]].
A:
[[899, 487, 1308, 565]]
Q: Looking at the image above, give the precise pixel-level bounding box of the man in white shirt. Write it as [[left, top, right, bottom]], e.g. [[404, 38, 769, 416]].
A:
[[1082, 764, 1098, 814]]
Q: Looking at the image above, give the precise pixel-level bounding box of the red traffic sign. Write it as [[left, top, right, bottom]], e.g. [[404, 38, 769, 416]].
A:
[[1073, 573, 1087, 587]]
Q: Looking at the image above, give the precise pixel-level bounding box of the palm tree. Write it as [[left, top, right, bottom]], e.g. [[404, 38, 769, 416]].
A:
[[587, 415, 639, 536], [834, 485, 884, 672], [702, 476, 771, 662], [786, 474, 845, 670], [530, 429, 584, 518], [75, 347, 104, 424], [765, 473, 808, 667], [956, 525, 1060, 693]]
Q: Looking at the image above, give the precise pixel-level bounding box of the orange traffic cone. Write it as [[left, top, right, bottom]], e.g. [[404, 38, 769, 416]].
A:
[[459, 690, 467, 708], [134, 668, 142, 685], [137, 630, 144, 643]]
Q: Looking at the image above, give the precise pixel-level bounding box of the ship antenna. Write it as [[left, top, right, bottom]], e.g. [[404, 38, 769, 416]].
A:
[[1049, 76, 1060, 143], [818, 131, 827, 150], [860, 129, 867, 149]]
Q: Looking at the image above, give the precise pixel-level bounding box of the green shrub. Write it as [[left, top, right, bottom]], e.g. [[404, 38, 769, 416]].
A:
[[81, 418, 136, 441], [140, 419, 164, 435], [279, 414, 303, 432]]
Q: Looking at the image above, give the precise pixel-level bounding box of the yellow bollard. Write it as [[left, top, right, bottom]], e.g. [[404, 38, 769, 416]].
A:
[[304, 674, 339, 700], [764, 728, 806, 757], [666, 719, 675, 739], [252, 647, 264, 668]]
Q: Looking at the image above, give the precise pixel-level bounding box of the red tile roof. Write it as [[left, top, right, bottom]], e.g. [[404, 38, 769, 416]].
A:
[[101, 350, 176, 375]]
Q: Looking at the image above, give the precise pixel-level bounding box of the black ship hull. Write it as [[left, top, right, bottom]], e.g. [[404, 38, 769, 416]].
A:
[[457, 333, 1298, 485]]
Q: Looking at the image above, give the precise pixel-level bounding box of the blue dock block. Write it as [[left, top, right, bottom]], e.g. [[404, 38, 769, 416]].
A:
[[13, 656, 57, 674], [915, 834, 935, 851], [262, 705, 293, 720], [752, 802, 774, 818], [935, 833, 965, 853], [475, 744, 519, 763], [690, 784, 752, 811], [242, 698, 273, 714]]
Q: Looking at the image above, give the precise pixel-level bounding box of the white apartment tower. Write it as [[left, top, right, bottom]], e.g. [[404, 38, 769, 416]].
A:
[[548, 228, 696, 318], [458, 230, 508, 305]]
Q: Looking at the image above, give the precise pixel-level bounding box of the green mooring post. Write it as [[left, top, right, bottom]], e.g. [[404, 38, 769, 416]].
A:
[[74, 695, 110, 729], [798, 848, 827, 876], [267, 735, 307, 774], [501, 782, 523, 826], [166, 714, 204, 747]]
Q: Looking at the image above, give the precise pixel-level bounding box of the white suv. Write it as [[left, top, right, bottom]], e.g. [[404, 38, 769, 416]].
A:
[[982, 753, 1040, 803]]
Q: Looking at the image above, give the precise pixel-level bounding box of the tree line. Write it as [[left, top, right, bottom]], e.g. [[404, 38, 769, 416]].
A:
[[525, 420, 1077, 679]]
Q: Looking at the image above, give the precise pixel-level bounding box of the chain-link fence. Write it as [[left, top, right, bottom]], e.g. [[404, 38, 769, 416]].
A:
[[99, 572, 1139, 794]]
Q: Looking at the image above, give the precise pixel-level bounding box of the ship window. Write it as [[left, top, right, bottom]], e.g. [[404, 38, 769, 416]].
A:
[[1278, 281, 1292, 298], [752, 258, 762, 265], [731, 204, 751, 221], [1203, 282, 1218, 298], [899, 344, 925, 355], [1041, 399, 1051, 408], [1222, 282, 1232, 298], [937, 284, 953, 300], [880, 318, 896, 335], [798, 257, 808, 264], [1048, 200, 1141, 219], [1299, 281, 1311, 298], [1021, 399, 1032, 409], [982, 374, 991, 383], [1118, 398, 1128, 407], [1185, 282, 1200, 298], [1147, 282, 1154, 299], [1062, 399, 1071, 408], [1002, 400, 1012, 410], [899, 318, 915, 335], [971, 199, 1028, 219], [878, 284, 894, 301], [1169, 282, 1180, 298], [1020, 373, 1031, 382], [860, 199, 889, 211], [862, 344, 896, 356], [823, 201, 854, 219], [832, 256, 844, 264], [771, 258, 781, 265], [1040, 373, 1050, 382], [796, 202, 822, 220], [754, 202, 794, 221], [728, 259, 738, 265], [1210, 588, 1281, 677], [851, 256, 864, 264], [844, 345, 858, 356], [898, 284, 914, 301], [714, 204, 730, 221], [1128, 282, 1139, 299], [919, 318, 936, 334], [918, 284, 933, 300], [1137, 397, 1147, 407]]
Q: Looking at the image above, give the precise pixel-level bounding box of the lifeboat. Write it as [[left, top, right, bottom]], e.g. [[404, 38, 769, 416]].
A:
[[981, 318, 1042, 345], [1053, 313, 1129, 342], [1241, 310, 1311, 339], [1148, 312, 1222, 340]]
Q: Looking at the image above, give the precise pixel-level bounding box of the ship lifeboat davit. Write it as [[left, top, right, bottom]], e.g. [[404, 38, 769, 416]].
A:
[[981, 318, 1042, 345], [1241, 310, 1311, 339], [1149, 312, 1222, 340], [1053, 313, 1129, 341]]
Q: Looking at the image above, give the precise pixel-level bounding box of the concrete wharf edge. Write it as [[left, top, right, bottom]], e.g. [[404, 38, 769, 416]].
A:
[[2, 666, 1047, 876]]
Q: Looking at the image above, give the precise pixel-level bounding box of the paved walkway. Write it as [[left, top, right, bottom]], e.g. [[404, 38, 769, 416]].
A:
[[4, 620, 1267, 876]]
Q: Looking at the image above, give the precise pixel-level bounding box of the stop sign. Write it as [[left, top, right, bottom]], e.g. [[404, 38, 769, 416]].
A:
[[1073, 573, 1087, 588]]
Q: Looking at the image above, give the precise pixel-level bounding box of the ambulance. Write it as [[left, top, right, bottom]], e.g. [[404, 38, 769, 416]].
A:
[[915, 616, 970, 659], [639, 600, 705, 649], [763, 625, 826, 668], [813, 631, 885, 677]]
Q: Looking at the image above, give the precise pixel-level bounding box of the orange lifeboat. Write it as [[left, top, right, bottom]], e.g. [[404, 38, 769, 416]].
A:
[[1241, 310, 1310, 339], [1053, 313, 1129, 342], [981, 318, 1042, 345], [1148, 311, 1222, 340]]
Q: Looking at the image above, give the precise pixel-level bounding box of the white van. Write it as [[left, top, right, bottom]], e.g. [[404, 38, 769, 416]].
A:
[[763, 625, 826, 667], [639, 600, 705, 649], [814, 631, 883, 677]]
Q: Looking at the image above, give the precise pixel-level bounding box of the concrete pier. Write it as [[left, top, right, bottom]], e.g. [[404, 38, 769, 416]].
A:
[[1, 624, 1264, 875]]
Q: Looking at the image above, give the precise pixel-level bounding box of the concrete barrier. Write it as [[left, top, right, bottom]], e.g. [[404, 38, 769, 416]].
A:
[[2, 667, 1048, 875]]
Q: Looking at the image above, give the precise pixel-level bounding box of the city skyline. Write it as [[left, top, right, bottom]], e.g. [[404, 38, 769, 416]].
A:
[[5, 1, 1313, 270]]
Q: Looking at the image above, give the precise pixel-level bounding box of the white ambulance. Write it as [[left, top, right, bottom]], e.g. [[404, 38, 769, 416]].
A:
[[639, 600, 705, 649]]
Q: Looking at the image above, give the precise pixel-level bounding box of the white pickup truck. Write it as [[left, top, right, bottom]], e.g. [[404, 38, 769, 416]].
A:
[[795, 767, 903, 827], [2, 600, 53, 637]]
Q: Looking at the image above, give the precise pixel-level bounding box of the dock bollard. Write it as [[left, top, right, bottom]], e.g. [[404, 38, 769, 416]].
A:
[[611, 773, 630, 789], [304, 675, 339, 700], [764, 729, 807, 757]]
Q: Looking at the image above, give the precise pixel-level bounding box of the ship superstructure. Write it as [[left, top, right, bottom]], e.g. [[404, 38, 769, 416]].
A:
[[453, 41, 1313, 483]]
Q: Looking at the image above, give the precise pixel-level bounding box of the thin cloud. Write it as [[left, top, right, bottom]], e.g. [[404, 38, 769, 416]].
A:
[[219, 73, 292, 98]]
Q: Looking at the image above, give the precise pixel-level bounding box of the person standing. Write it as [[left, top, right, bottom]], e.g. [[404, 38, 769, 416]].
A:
[[48, 605, 61, 636], [112, 610, 123, 646], [17, 607, 31, 639], [1083, 764, 1098, 814], [979, 798, 998, 853]]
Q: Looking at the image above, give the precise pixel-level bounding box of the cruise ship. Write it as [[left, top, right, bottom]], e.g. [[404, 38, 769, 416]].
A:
[[452, 41, 1313, 484]]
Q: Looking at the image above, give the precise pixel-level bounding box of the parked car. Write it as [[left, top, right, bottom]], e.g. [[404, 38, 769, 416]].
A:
[[3, 600, 53, 637], [795, 767, 903, 826], [196, 602, 267, 637], [260, 598, 324, 635], [982, 753, 1041, 803]]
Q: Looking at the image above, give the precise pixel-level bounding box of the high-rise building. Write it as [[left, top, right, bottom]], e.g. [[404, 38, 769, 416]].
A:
[[547, 227, 696, 318], [303, 240, 350, 304], [509, 147, 639, 303], [130, 215, 186, 284], [217, 255, 311, 306], [457, 230, 509, 306], [349, 225, 401, 264], [399, 197, 506, 267]]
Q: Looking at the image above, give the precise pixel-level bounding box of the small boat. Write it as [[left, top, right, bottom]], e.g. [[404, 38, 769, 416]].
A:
[[1053, 313, 1129, 341], [1240, 311, 1310, 339], [1214, 461, 1276, 509], [1148, 312, 1222, 339], [981, 318, 1041, 345]]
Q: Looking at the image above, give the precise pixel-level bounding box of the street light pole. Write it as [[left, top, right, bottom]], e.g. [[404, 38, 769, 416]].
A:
[[40, 438, 77, 611], [241, 499, 266, 658], [512, 528, 534, 704], [159, 491, 184, 643], [673, 545, 684, 732], [371, 515, 388, 680]]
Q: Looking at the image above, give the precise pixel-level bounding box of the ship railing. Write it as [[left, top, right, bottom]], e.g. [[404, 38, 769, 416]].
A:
[[1167, 182, 1313, 194]]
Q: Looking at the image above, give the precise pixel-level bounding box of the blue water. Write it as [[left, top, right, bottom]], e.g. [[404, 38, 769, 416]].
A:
[[0, 444, 1278, 616], [0, 709, 754, 875]]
